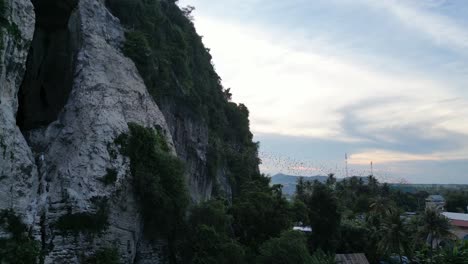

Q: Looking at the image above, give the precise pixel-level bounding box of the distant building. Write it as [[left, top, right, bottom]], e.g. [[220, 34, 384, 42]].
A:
[[335, 253, 369, 264], [292, 226, 312, 232], [442, 212, 468, 240], [425, 195, 445, 211]]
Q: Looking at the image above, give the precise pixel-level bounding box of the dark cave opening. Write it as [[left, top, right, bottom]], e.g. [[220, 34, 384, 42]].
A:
[[16, 0, 79, 131]]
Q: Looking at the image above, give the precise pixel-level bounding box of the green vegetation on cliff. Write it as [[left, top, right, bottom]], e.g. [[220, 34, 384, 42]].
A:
[[55, 198, 110, 236], [116, 123, 189, 262], [84, 247, 120, 264], [0, 209, 40, 264], [106, 0, 261, 197], [105, 1, 297, 263], [0, 0, 6, 49]]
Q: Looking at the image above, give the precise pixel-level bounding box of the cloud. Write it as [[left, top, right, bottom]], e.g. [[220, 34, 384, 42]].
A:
[[179, 0, 468, 183], [363, 0, 468, 53], [193, 15, 466, 140]]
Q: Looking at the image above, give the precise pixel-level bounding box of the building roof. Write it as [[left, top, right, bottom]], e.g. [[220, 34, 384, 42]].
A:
[[443, 212, 468, 221], [426, 195, 445, 202], [335, 253, 369, 264], [443, 212, 468, 228]]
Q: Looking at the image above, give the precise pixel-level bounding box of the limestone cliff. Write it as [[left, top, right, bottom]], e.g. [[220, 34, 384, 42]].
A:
[[0, 0, 259, 263]]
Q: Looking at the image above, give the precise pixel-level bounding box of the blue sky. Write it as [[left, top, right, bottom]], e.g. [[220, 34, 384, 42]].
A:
[[178, 0, 468, 184]]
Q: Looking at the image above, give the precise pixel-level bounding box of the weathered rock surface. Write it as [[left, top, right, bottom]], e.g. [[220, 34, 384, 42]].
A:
[[1, 0, 175, 262], [0, 0, 37, 225]]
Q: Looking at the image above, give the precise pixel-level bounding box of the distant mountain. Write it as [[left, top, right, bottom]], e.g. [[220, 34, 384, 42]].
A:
[[270, 173, 328, 196]]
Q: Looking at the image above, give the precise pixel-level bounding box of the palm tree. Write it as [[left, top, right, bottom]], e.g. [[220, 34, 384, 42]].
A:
[[420, 207, 454, 263], [370, 196, 393, 216], [310, 249, 336, 264], [378, 208, 409, 264], [368, 196, 396, 228]]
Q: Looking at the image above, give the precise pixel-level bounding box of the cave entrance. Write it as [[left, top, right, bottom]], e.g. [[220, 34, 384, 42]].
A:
[[16, 0, 79, 131]]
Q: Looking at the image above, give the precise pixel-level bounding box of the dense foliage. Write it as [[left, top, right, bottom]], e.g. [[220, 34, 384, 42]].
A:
[[116, 123, 189, 262], [291, 176, 468, 264], [0, 0, 6, 49], [183, 185, 294, 264], [0, 209, 40, 264], [256, 230, 312, 264], [84, 247, 120, 264], [100, 168, 118, 185]]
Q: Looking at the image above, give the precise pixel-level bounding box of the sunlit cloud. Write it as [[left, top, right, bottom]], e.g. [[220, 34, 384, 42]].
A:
[[349, 149, 468, 165]]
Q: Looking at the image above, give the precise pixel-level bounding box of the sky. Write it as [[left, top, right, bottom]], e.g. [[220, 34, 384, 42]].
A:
[[178, 0, 468, 184]]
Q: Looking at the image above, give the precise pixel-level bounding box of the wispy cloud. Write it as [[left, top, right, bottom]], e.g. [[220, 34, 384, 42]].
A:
[[363, 0, 468, 53]]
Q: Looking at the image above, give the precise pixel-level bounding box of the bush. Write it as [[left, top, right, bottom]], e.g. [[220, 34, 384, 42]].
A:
[[231, 182, 292, 249], [100, 168, 118, 185], [257, 231, 312, 264], [56, 198, 109, 235], [116, 123, 188, 239], [84, 247, 120, 264], [191, 225, 245, 264], [189, 199, 231, 234], [0, 210, 40, 264], [115, 123, 189, 263]]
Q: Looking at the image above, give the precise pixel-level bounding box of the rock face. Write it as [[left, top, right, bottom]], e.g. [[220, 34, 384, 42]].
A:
[[159, 100, 213, 203], [1, 0, 175, 262], [0, 0, 242, 263], [0, 0, 37, 224]]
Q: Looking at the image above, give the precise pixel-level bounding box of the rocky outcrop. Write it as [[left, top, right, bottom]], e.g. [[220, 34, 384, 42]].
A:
[[1, 0, 176, 262], [0, 0, 37, 224], [159, 100, 213, 203]]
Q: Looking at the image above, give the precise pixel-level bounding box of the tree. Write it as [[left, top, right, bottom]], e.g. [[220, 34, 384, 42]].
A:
[[310, 249, 336, 264], [420, 207, 453, 263], [326, 173, 336, 186], [231, 182, 292, 249], [189, 199, 232, 234], [257, 231, 312, 264], [378, 208, 409, 264], [117, 123, 189, 264], [305, 182, 341, 252], [181, 5, 195, 21], [434, 241, 468, 264], [291, 199, 309, 225], [185, 200, 245, 264], [445, 192, 468, 213], [190, 225, 245, 264], [369, 196, 395, 225]]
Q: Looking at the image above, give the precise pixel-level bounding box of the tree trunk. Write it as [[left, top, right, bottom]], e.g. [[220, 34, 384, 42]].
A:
[[168, 228, 178, 264], [429, 231, 433, 264]]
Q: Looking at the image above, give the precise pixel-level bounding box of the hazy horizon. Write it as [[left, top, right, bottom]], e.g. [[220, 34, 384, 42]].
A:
[[179, 0, 468, 184]]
